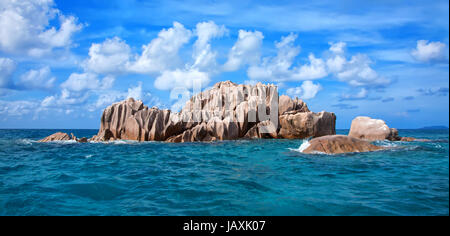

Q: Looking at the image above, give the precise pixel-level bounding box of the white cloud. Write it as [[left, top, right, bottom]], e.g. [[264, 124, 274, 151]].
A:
[[127, 82, 143, 100], [291, 54, 328, 80], [329, 41, 346, 54], [128, 22, 192, 73], [61, 73, 114, 92], [154, 69, 210, 90], [326, 42, 391, 88], [326, 54, 346, 73], [223, 30, 264, 71], [82, 37, 131, 75], [247, 33, 327, 81], [247, 33, 299, 80], [411, 40, 448, 63], [0, 99, 38, 117], [192, 21, 227, 71], [90, 83, 163, 111], [0, 57, 16, 88], [0, 0, 82, 57], [41, 88, 90, 108], [286, 80, 322, 100], [339, 88, 369, 101], [18, 66, 55, 90], [335, 54, 390, 88]]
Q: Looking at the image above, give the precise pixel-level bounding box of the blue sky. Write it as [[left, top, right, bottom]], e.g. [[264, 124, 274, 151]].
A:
[[0, 0, 448, 129]]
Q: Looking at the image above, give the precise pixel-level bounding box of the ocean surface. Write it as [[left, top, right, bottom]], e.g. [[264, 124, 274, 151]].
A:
[[0, 129, 448, 216]]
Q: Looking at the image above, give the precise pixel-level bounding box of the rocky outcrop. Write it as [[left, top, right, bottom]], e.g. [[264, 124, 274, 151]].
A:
[[348, 116, 428, 142], [278, 111, 336, 139], [278, 95, 310, 115], [88, 81, 336, 143], [38, 132, 89, 143], [302, 135, 384, 154], [40, 81, 337, 143], [348, 116, 402, 141], [38, 132, 72, 142]]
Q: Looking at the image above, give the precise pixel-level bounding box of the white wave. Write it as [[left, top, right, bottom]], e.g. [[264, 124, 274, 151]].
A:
[[298, 140, 311, 152], [85, 154, 93, 159], [16, 139, 36, 145], [289, 139, 311, 153], [109, 140, 139, 145], [373, 140, 399, 148], [49, 140, 78, 144]]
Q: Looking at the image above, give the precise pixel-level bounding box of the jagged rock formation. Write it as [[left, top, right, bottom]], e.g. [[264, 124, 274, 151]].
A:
[[302, 135, 384, 154], [90, 81, 336, 143], [348, 116, 418, 141]]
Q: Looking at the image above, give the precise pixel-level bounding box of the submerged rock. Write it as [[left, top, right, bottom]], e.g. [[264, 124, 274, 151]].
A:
[[38, 132, 72, 142], [302, 135, 384, 154]]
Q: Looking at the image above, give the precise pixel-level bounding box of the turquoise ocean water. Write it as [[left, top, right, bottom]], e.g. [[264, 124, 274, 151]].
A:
[[0, 129, 448, 215]]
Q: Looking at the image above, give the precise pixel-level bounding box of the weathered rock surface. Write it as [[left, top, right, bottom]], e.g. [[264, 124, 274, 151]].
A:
[[41, 81, 337, 143], [348, 116, 424, 142], [39, 132, 90, 143], [302, 135, 384, 154], [348, 116, 401, 141], [278, 111, 336, 139], [38, 132, 72, 142], [278, 95, 310, 115]]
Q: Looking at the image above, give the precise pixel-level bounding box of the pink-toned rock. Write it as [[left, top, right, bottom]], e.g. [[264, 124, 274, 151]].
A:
[[278, 95, 310, 115], [302, 135, 384, 154], [348, 116, 426, 141], [244, 120, 279, 139], [348, 116, 399, 141], [46, 81, 337, 143], [278, 111, 336, 139], [38, 132, 72, 142]]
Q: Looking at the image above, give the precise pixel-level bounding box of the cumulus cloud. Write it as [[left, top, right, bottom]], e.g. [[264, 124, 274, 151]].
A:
[[61, 73, 114, 92], [82, 37, 131, 75], [17, 66, 55, 90], [326, 42, 391, 88], [0, 99, 38, 117], [291, 54, 328, 80], [286, 81, 322, 100], [154, 69, 210, 90], [89, 83, 163, 111], [247, 33, 327, 82], [411, 40, 448, 63], [192, 21, 227, 71], [41, 88, 90, 108], [0, 57, 16, 88], [247, 33, 299, 80], [223, 30, 264, 71], [0, 0, 82, 57], [128, 22, 192, 74]]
